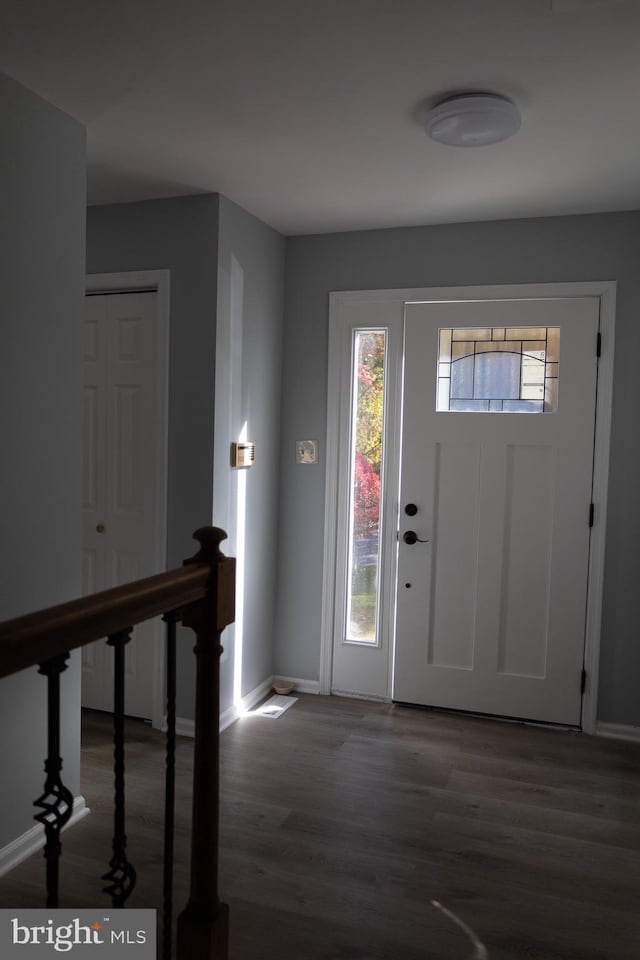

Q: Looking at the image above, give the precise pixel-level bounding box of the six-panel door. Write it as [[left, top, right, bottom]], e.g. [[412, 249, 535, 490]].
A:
[[82, 291, 161, 719]]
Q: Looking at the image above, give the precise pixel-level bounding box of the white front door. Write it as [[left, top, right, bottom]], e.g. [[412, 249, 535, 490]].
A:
[[394, 297, 600, 725], [82, 290, 163, 719]]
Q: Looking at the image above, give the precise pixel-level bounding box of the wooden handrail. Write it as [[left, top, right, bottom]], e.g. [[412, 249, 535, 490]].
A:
[[0, 563, 210, 679]]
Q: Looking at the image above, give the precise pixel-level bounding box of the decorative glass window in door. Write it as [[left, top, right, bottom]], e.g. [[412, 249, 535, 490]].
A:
[[436, 326, 560, 413]]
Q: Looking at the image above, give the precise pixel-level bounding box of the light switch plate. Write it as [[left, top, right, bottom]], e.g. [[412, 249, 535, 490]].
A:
[[296, 439, 319, 464]]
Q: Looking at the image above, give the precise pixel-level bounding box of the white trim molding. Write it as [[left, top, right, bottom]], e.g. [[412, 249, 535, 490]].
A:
[[174, 674, 285, 737], [219, 708, 237, 734], [595, 722, 640, 743], [240, 675, 276, 712], [321, 281, 615, 731], [273, 676, 320, 695], [0, 796, 89, 879], [85, 270, 171, 732], [174, 717, 195, 738], [319, 298, 344, 695], [581, 282, 616, 734]]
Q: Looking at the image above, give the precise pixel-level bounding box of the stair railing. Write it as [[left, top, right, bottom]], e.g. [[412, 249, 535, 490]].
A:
[[0, 526, 235, 960]]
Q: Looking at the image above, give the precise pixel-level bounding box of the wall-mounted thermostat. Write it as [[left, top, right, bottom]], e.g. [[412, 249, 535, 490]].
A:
[[231, 441, 256, 468], [296, 439, 319, 464]]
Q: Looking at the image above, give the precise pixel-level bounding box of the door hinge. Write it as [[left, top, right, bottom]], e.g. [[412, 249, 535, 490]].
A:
[[581, 668, 587, 694], [588, 503, 595, 527], [596, 332, 602, 358]]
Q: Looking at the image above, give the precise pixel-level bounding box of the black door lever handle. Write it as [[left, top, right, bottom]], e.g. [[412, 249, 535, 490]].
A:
[[403, 531, 429, 545]]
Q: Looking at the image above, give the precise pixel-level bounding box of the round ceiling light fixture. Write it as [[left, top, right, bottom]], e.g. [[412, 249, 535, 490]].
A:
[[424, 93, 521, 147]]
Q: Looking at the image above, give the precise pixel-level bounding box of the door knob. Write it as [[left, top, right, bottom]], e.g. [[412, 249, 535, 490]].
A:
[[403, 530, 429, 544], [96, 523, 105, 533], [405, 503, 418, 516]]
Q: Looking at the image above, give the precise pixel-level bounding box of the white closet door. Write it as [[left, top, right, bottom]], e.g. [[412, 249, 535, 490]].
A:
[[82, 291, 161, 719]]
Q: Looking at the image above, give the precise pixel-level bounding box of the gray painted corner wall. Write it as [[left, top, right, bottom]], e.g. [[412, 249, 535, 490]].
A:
[[86, 194, 220, 566], [275, 211, 640, 727], [215, 196, 285, 710], [0, 72, 86, 847], [86, 193, 285, 720], [86, 194, 220, 717]]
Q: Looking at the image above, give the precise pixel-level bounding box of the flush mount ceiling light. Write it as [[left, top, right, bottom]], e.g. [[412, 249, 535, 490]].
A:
[[424, 93, 521, 147]]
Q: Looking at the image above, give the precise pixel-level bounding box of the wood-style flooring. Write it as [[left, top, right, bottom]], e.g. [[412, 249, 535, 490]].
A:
[[1, 695, 640, 959]]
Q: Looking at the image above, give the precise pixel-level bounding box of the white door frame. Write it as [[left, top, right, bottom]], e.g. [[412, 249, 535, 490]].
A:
[[321, 281, 616, 734], [85, 270, 170, 730]]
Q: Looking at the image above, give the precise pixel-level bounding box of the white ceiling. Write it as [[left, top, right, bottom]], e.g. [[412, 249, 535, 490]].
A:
[[2, 0, 640, 235]]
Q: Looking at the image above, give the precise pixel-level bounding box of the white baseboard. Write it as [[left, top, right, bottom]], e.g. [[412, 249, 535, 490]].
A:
[[219, 706, 237, 733], [0, 795, 90, 879], [595, 722, 640, 743], [174, 717, 195, 738], [171, 708, 236, 737], [240, 675, 275, 711], [274, 676, 320, 695], [174, 674, 280, 738]]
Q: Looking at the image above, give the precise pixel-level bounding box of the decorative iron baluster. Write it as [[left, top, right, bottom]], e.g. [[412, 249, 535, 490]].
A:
[[102, 628, 136, 907], [35, 653, 74, 908], [162, 609, 181, 960]]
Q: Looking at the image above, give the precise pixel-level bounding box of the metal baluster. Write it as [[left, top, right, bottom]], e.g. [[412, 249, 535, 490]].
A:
[[34, 653, 74, 907], [102, 628, 136, 907], [162, 609, 181, 960]]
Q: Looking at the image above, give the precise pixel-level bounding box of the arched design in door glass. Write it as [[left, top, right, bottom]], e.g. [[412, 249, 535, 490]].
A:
[[437, 326, 560, 413]]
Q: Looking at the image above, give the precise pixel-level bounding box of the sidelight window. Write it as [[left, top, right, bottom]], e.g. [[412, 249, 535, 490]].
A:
[[346, 330, 386, 644]]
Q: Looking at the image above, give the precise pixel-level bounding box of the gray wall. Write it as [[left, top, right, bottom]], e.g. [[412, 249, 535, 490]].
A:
[[0, 73, 86, 846], [86, 194, 220, 716], [87, 193, 284, 720], [215, 196, 285, 711], [275, 212, 640, 727]]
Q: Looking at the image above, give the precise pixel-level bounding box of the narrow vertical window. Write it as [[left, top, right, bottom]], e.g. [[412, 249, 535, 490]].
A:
[[346, 330, 386, 644]]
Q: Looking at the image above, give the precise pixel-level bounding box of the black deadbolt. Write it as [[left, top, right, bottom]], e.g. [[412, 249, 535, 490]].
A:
[[405, 503, 418, 516]]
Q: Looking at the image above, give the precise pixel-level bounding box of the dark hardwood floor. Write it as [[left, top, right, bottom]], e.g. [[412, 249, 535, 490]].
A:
[[1, 695, 640, 959]]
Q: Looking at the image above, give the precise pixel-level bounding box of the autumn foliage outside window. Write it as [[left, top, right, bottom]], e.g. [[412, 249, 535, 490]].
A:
[[347, 331, 386, 642], [353, 453, 380, 537]]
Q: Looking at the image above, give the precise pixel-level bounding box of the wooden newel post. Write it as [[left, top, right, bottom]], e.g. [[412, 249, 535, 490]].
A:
[[176, 527, 235, 960]]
